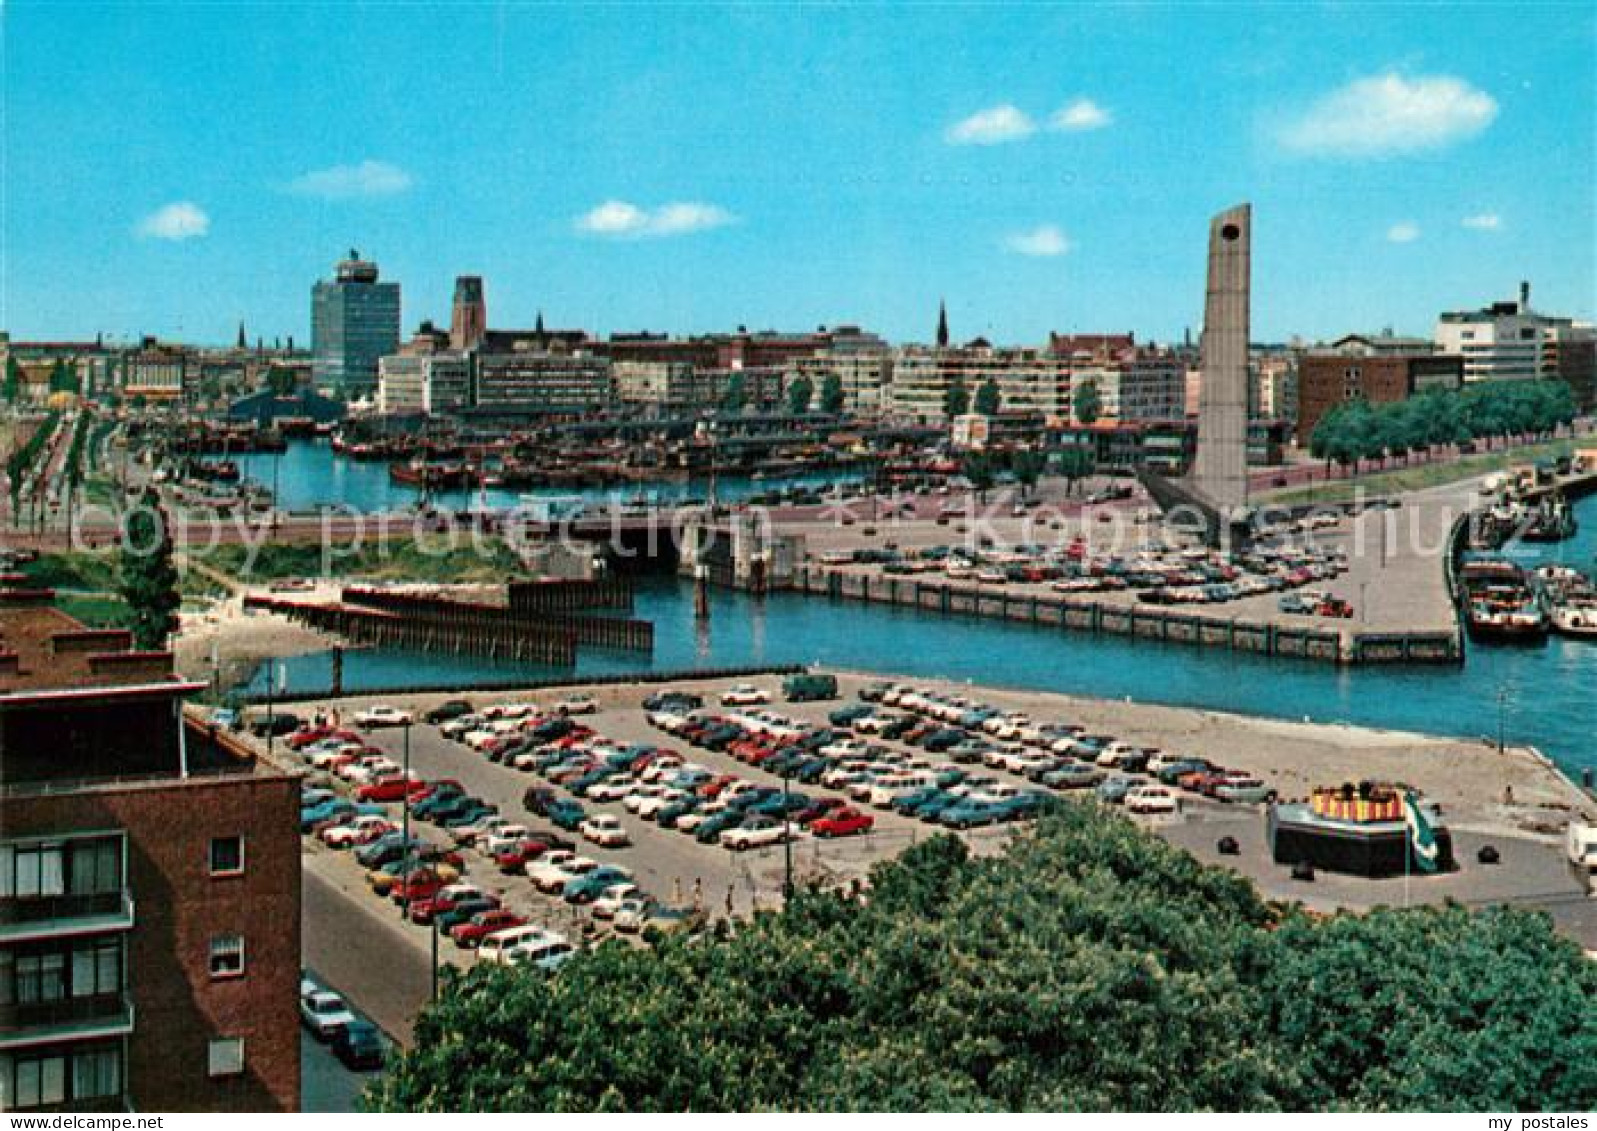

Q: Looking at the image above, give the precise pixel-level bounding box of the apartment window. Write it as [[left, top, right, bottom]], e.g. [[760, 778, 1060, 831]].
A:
[[69, 839, 121, 895], [71, 938, 122, 998], [71, 1047, 120, 1102], [10, 1053, 67, 1109], [0, 843, 65, 899], [14, 953, 67, 1005], [207, 1037, 245, 1078], [209, 934, 245, 979], [209, 836, 245, 877]]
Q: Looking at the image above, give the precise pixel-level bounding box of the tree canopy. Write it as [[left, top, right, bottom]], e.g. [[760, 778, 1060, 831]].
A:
[[944, 378, 970, 419], [117, 489, 182, 650], [371, 803, 1596, 1112], [819, 372, 845, 415], [974, 377, 1002, 417], [786, 374, 814, 416], [1310, 380, 1576, 472], [1073, 377, 1102, 426]]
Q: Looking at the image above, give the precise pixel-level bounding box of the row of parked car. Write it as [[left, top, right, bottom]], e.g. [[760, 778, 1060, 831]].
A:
[[646, 696, 1056, 833], [859, 683, 1277, 810]]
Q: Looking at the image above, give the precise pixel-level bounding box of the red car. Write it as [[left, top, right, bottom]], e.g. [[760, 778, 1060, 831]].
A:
[[408, 779, 464, 807], [810, 807, 874, 837], [389, 869, 449, 906], [289, 726, 361, 751], [797, 797, 848, 825], [699, 774, 738, 799], [409, 889, 498, 926], [493, 839, 549, 873], [357, 775, 426, 803], [451, 909, 525, 948]]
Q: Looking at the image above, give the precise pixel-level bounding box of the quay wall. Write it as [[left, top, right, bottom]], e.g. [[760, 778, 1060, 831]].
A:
[[793, 566, 1462, 668]]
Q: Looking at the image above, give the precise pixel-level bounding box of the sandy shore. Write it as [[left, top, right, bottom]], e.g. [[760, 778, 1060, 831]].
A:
[[173, 593, 337, 689]]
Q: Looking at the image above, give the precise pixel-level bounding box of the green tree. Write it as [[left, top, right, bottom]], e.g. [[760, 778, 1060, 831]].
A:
[[973, 377, 1001, 416], [819, 372, 845, 415], [371, 803, 1597, 1112], [117, 489, 182, 650], [721, 373, 747, 414], [944, 378, 970, 419], [961, 452, 995, 500], [786, 374, 815, 416], [2, 357, 21, 403], [1055, 445, 1094, 496], [1073, 376, 1102, 426], [1010, 448, 1046, 498], [266, 366, 299, 397]]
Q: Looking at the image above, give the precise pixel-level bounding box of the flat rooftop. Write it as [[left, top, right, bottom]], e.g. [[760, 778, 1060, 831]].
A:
[[0, 587, 186, 695]]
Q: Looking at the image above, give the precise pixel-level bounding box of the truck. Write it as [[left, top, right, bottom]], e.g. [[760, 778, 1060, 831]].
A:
[[783, 672, 838, 702]]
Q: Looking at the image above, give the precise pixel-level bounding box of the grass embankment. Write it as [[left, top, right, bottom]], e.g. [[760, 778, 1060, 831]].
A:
[[192, 534, 527, 586], [15, 550, 223, 629], [1263, 437, 1579, 506]]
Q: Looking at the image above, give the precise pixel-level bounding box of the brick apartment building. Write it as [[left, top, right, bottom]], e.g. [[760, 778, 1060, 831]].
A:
[[0, 588, 300, 1112], [1296, 342, 1463, 445]]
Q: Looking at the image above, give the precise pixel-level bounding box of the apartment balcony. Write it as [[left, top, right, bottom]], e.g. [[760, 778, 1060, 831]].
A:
[[0, 991, 135, 1050], [0, 889, 135, 944]]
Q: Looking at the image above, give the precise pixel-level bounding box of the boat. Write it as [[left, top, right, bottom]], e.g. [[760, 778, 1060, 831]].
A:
[[389, 460, 477, 489], [1549, 598, 1597, 640], [1518, 494, 1577, 543], [1458, 557, 1548, 642]]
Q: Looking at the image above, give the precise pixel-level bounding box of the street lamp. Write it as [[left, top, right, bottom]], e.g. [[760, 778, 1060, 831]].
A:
[[781, 760, 794, 902], [400, 720, 413, 919], [1497, 686, 1510, 754]]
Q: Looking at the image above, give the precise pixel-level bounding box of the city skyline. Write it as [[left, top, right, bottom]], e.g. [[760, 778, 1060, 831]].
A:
[[5, 3, 1594, 345]]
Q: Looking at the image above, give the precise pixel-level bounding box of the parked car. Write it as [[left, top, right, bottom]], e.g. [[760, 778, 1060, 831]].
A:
[[547, 799, 587, 831], [555, 694, 599, 716], [810, 807, 874, 837], [331, 1019, 386, 1070], [354, 705, 413, 728], [300, 989, 356, 1040], [720, 684, 770, 706], [452, 909, 527, 948], [424, 699, 474, 725], [720, 815, 794, 851], [580, 814, 631, 848], [1125, 785, 1181, 815]]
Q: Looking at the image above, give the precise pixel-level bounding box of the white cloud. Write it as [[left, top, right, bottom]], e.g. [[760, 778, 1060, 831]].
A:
[[946, 104, 1037, 145], [1462, 212, 1502, 230], [1050, 98, 1111, 132], [1279, 72, 1498, 158], [286, 160, 413, 199], [1386, 221, 1420, 243], [1005, 225, 1071, 257], [136, 202, 209, 241], [575, 200, 736, 238]]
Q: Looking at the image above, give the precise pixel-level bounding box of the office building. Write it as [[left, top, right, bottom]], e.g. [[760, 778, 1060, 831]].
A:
[[310, 251, 401, 401], [1434, 282, 1586, 387], [0, 587, 300, 1112]]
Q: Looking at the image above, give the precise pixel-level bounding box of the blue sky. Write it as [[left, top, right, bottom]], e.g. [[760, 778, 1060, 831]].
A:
[[5, 2, 1593, 346]]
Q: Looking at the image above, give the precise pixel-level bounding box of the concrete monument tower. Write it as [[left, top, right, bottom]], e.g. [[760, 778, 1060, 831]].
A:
[[1137, 203, 1254, 546], [1191, 203, 1251, 519]]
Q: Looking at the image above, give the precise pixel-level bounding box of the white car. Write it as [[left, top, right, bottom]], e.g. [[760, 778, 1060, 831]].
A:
[[635, 789, 685, 820], [527, 851, 597, 893], [452, 815, 510, 846], [556, 695, 598, 716], [320, 815, 392, 849], [719, 684, 770, 706], [440, 714, 485, 739], [483, 824, 531, 855], [1125, 786, 1181, 815], [612, 897, 654, 933], [590, 883, 642, 919], [581, 814, 631, 848], [300, 990, 356, 1040], [721, 819, 795, 851], [623, 785, 669, 814], [586, 778, 636, 803], [354, 705, 412, 728]]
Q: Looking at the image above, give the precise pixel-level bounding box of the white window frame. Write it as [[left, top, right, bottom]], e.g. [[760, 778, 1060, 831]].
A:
[[208, 934, 246, 980], [209, 836, 246, 878]]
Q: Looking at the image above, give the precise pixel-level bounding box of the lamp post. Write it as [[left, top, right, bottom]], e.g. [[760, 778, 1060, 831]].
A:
[[1497, 686, 1510, 754], [400, 720, 413, 919], [781, 761, 794, 902]]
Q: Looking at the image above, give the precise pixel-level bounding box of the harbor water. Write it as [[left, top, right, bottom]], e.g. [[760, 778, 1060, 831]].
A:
[[247, 486, 1597, 780]]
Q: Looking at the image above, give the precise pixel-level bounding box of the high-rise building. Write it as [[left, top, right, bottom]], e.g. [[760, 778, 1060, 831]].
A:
[[449, 276, 486, 351], [0, 587, 300, 1112], [310, 250, 400, 401]]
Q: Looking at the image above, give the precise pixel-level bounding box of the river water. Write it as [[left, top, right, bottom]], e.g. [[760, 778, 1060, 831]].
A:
[[241, 442, 1596, 780]]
